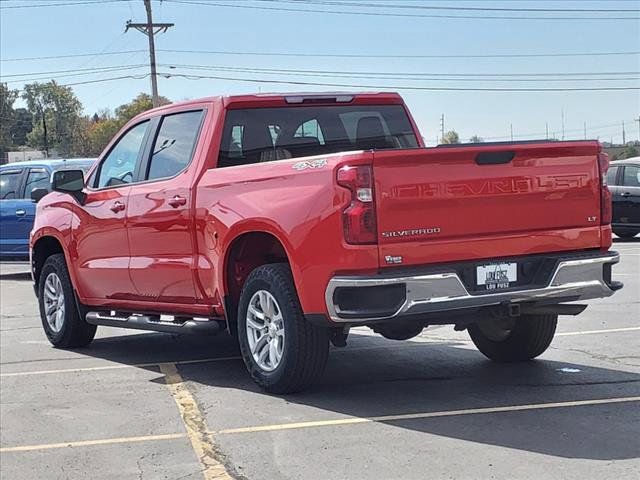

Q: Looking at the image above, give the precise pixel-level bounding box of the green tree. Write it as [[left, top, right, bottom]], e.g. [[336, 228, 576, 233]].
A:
[[22, 81, 82, 156], [442, 130, 460, 144], [88, 117, 121, 155], [469, 135, 484, 143], [86, 93, 171, 156], [10, 108, 33, 146], [620, 145, 639, 159], [0, 83, 18, 158], [114, 92, 169, 124]]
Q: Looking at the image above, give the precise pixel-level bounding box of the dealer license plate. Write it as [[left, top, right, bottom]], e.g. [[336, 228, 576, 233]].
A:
[[476, 262, 517, 290]]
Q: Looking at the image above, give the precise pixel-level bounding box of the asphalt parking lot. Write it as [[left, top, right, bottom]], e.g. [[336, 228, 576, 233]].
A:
[[1, 240, 639, 480]]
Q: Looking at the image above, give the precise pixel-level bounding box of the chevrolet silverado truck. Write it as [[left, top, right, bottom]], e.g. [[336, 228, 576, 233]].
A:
[[30, 92, 622, 393]]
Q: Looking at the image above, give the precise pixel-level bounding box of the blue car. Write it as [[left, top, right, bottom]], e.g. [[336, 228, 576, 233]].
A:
[[0, 158, 96, 259]]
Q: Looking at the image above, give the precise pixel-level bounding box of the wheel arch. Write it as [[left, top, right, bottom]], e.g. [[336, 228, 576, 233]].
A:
[[221, 228, 295, 335], [31, 234, 67, 288]]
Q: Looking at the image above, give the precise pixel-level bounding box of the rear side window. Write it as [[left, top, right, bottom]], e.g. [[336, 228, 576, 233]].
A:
[[217, 105, 418, 168], [606, 166, 619, 185], [24, 169, 49, 198], [622, 165, 640, 187], [0, 170, 22, 199], [147, 110, 204, 181]]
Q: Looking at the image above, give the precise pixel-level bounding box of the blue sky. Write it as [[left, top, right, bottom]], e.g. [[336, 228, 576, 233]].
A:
[[1, 0, 639, 145]]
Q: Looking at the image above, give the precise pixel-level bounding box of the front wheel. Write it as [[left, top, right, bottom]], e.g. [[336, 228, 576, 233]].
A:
[[38, 254, 96, 348], [468, 314, 557, 362], [237, 263, 329, 394]]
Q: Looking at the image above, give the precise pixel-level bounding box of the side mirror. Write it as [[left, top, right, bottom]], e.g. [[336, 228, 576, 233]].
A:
[[52, 169, 86, 204], [30, 187, 50, 203]]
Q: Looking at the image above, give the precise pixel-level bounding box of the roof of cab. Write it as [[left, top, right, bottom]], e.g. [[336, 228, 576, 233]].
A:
[[140, 91, 405, 116], [611, 156, 640, 165]]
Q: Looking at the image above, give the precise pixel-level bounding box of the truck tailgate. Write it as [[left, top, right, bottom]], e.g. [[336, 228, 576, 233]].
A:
[[373, 141, 603, 267]]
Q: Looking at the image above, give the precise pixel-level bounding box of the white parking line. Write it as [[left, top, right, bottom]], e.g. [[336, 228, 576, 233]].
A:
[[217, 396, 640, 434], [556, 326, 640, 336], [0, 356, 242, 378], [2, 396, 638, 453]]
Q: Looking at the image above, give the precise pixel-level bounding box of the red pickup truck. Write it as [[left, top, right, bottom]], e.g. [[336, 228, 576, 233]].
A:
[[30, 92, 622, 393]]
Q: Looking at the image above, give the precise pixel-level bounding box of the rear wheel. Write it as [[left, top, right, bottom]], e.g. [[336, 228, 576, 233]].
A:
[[468, 314, 557, 362], [38, 254, 96, 348], [237, 263, 329, 394]]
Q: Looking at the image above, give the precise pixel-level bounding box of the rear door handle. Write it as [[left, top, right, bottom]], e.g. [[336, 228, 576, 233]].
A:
[[15, 209, 26, 216], [168, 195, 187, 208], [621, 192, 631, 197], [110, 201, 125, 213]]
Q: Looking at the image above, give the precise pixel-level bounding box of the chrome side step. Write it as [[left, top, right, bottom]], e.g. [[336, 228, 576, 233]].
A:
[[85, 311, 223, 335]]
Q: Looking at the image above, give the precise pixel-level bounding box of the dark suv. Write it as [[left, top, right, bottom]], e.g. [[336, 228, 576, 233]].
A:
[[607, 157, 640, 238]]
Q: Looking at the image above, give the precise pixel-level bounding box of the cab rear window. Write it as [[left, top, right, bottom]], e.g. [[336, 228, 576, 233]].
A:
[[217, 105, 418, 168]]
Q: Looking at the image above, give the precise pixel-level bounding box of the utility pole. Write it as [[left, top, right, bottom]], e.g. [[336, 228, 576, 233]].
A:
[[636, 116, 640, 141], [561, 109, 565, 140], [439, 114, 445, 143], [622, 121, 626, 145], [584, 121, 587, 140], [510, 123, 513, 141], [545, 122, 549, 139], [126, 0, 174, 107]]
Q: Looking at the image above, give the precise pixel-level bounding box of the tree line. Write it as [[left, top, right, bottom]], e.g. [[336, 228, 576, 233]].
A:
[[0, 81, 169, 159]]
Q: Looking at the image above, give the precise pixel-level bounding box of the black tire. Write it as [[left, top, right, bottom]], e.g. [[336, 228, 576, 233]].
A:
[[613, 229, 639, 239], [38, 254, 96, 348], [237, 263, 329, 394], [468, 314, 557, 362]]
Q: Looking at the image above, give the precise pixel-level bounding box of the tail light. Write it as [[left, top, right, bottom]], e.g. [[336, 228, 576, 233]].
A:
[[337, 165, 377, 244], [598, 152, 612, 225]]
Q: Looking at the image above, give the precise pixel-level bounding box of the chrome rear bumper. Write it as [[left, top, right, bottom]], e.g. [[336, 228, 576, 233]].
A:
[[325, 252, 621, 323]]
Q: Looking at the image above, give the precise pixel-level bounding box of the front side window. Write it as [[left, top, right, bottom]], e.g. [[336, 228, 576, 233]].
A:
[[622, 165, 640, 187], [147, 110, 204, 181], [0, 170, 22, 200], [217, 105, 418, 168], [24, 169, 50, 197], [95, 121, 149, 188]]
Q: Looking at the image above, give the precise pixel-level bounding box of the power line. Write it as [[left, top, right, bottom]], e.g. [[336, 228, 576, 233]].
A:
[[158, 48, 640, 60], [4, 49, 638, 63], [161, 63, 640, 78], [157, 71, 640, 91], [0, 50, 146, 63], [0, 0, 128, 9], [164, 0, 640, 21], [267, 0, 639, 13], [2, 66, 149, 85], [0, 64, 148, 79]]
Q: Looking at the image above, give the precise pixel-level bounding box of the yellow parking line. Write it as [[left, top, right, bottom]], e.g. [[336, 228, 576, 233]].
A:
[[0, 433, 186, 453], [159, 363, 233, 480], [217, 396, 640, 435]]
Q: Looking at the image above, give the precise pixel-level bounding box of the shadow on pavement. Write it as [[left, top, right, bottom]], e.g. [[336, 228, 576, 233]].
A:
[[613, 236, 639, 243], [75, 328, 640, 462]]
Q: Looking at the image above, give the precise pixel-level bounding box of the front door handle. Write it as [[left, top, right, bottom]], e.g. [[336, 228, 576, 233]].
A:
[[110, 201, 125, 213], [168, 195, 187, 208], [621, 192, 631, 197], [15, 209, 26, 216]]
